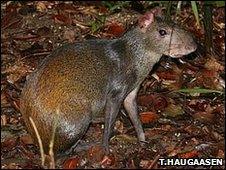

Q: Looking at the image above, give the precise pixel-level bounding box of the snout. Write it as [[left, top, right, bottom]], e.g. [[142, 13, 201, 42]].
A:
[[186, 33, 197, 52], [168, 40, 197, 58], [185, 40, 197, 53]]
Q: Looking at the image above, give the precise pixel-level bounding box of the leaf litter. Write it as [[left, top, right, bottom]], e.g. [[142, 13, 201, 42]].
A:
[[1, 1, 225, 169]]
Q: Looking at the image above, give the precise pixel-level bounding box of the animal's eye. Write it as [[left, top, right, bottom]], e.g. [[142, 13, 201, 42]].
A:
[[159, 29, 167, 36]]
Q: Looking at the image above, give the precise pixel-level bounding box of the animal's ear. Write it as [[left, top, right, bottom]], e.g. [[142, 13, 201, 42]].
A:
[[138, 7, 164, 33]]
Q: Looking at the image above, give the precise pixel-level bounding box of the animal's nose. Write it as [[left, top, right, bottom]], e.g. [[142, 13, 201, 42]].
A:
[[185, 45, 191, 50], [185, 43, 197, 52]]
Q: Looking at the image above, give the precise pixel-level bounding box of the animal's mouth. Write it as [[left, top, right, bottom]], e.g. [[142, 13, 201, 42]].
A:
[[171, 54, 184, 58], [167, 42, 197, 58], [168, 47, 197, 58], [168, 53, 185, 58]]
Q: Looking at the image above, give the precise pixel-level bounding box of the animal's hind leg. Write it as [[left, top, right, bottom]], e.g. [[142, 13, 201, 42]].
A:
[[56, 111, 92, 157], [102, 89, 126, 154]]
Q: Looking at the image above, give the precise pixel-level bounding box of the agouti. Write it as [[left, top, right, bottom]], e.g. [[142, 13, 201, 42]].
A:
[[20, 9, 197, 155]]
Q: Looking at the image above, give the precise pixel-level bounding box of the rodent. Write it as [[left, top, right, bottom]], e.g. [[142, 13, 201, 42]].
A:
[[20, 9, 197, 156]]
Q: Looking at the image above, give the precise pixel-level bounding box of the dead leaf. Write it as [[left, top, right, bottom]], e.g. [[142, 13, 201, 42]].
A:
[[127, 159, 136, 169], [53, 14, 72, 25], [178, 150, 199, 158], [1, 114, 8, 126], [191, 69, 223, 90], [63, 29, 76, 42], [55, 3, 77, 13], [192, 111, 215, 123], [3, 163, 20, 169], [184, 125, 202, 136], [99, 6, 109, 14], [1, 10, 23, 30], [162, 103, 184, 117], [140, 160, 152, 169], [217, 149, 224, 159], [20, 134, 34, 145], [204, 57, 224, 72], [87, 145, 105, 163], [167, 146, 181, 157], [13, 34, 39, 41], [4, 60, 32, 84], [104, 23, 125, 37], [156, 70, 180, 80], [101, 154, 115, 168], [36, 2, 47, 12], [63, 156, 80, 169], [5, 2, 19, 14], [112, 134, 137, 144], [153, 95, 168, 110], [140, 112, 159, 124], [188, 99, 208, 111], [2, 138, 17, 151], [137, 94, 155, 107], [114, 120, 124, 134], [18, 4, 36, 15], [1, 91, 10, 107], [36, 26, 52, 37]]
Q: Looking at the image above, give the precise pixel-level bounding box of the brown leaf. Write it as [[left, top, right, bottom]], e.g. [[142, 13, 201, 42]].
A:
[[12, 99, 20, 112], [63, 156, 80, 169], [18, 4, 36, 15], [114, 120, 124, 134], [156, 70, 179, 80], [87, 145, 105, 163], [184, 125, 202, 136], [3, 163, 20, 169], [140, 112, 159, 124], [53, 14, 72, 25], [101, 154, 115, 168], [188, 99, 209, 112], [137, 94, 155, 107], [153, 95, 168, 110], [201, 69, 217, 78], [55, 3, 77, 13], [1, 91, 10, 107], [204, 57, 224, 72], [13, 34, 39, 41], [217, 149, 224, 159], [138, 94, 168, 110], [1, 114, 8, 126], [2, 138, 17, 151], [127, 159, 136, 169], [192, 111, 215, 123], [4, 59, 32, 84], [5, 2, 19, 14], [63, 29, 76, 43], [36, 2, 47, 12], [139, 160, 152, 169], [105, 23, 125, 37], [99, 6, 109, 14], [189, 68, 224, 90], [140, 159, 159, 169], [167, 146, 181, 157], [36, 26, 52, 37], [178, 150, 199, 158], [3, 88, 21, 112], [112, 134, 137, 144], [162, 103, 184, 117], [20, 134, 34, 145], [1, 10, 23, 30]]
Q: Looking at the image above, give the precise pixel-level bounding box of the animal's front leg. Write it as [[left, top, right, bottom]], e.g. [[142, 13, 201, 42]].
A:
[[123, 87, 146, 143]]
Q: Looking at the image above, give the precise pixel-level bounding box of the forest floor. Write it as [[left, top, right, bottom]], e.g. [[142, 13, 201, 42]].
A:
[[1, 1, 225, 169]]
